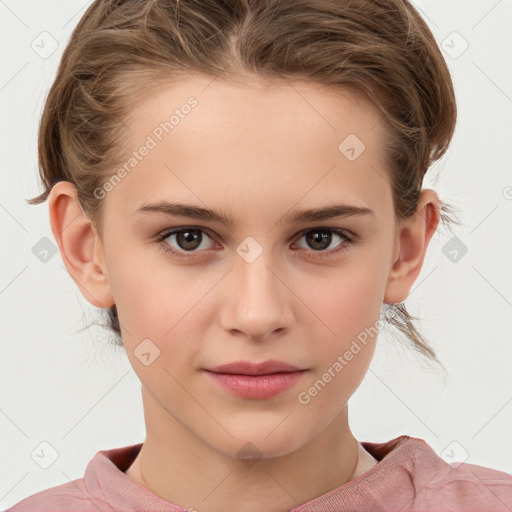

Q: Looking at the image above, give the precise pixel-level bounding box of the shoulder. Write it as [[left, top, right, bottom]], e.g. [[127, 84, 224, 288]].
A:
[[4, 443, 141, 512], [403, 437, 512, 511], [418, 458, 512, 511], [361, 436, 512, 511], [5, 478, 100, 512]]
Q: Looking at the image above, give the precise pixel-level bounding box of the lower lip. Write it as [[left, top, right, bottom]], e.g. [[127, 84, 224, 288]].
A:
[[204, 370, 308, 399]]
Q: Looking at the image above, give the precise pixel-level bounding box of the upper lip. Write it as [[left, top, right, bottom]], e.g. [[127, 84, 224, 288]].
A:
[[205, 360, 306, 376]]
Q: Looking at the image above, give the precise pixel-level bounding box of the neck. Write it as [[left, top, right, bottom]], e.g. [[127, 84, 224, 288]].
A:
[[125, 391, 378, 512]]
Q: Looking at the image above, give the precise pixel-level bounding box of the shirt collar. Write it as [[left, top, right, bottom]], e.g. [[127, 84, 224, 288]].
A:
[[83, 435, 446, 511]]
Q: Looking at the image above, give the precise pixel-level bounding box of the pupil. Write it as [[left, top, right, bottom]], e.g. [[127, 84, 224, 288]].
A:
[[308, 231, 330, 250], [179, 230, 201, 250]]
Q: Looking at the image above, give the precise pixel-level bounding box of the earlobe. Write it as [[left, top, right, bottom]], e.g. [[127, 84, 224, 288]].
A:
[[48, 181, 114, 309], [383, 189, 441, 304]]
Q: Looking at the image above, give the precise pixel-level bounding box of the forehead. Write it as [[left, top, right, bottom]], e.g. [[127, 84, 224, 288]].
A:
[[126, 75, 385, 148], [106, 75, 392, 222]]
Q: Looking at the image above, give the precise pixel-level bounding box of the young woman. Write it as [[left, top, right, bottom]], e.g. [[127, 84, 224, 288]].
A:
[[8, 0, 511, 511]]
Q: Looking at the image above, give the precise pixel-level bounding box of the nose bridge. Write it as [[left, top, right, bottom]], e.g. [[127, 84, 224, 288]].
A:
[[234, 242, 284, 306]]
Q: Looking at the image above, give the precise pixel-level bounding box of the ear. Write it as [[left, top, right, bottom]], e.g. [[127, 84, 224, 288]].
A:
[[48, 181, 114, 309], [384, 188, 441, 304]]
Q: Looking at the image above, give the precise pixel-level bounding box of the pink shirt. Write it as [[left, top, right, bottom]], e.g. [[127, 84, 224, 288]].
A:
[[6, 435, 512, 511]]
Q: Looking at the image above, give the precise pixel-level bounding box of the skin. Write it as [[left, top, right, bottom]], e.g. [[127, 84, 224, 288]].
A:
[[48, 75, 440, 512]]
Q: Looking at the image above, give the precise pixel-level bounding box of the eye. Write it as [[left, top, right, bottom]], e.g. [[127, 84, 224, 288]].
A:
[[155, 226, 355, 260], [156, 227, 217, 260], [293, 228, 354, 258]]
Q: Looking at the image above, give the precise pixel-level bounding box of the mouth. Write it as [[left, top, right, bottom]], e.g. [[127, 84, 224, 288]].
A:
[[203, 367, 308, 400]]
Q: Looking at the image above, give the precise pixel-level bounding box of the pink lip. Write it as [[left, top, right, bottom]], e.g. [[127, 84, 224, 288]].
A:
[[204, 370, 308, 400], [205, 359, 305, 376], [203, 360, 308, 400]]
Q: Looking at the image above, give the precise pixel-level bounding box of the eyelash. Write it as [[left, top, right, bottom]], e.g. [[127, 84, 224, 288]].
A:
[[154, 226, 355, 260]]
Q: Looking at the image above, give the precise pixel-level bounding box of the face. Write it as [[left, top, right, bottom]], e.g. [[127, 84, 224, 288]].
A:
[[97, 75, 399, 459]]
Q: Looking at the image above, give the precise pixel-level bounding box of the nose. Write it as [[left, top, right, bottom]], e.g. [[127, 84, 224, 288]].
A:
[[219, 253, 294, 341]]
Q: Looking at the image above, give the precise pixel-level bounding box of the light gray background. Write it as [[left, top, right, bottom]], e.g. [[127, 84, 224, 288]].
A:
[[1, 0, 511, 509]]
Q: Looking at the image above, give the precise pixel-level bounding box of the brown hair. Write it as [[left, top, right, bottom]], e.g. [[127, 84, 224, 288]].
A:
[[27, 0, 459, 373]]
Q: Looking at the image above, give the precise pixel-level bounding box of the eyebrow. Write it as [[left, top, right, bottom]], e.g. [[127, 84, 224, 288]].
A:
[[135, 201, 374, 226]]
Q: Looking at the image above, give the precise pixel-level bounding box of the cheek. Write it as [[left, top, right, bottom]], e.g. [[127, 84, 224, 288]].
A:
[[308, 263, 384, 343], [300, 260, 383, 399], [110, 261, 207, 397], [108, 255, 216, 371], [108, 248, 204, 334], [300, 285, 379, 413]]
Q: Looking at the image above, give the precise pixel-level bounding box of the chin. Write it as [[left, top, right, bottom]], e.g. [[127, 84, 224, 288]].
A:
[[211, 427, 307, 462]]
